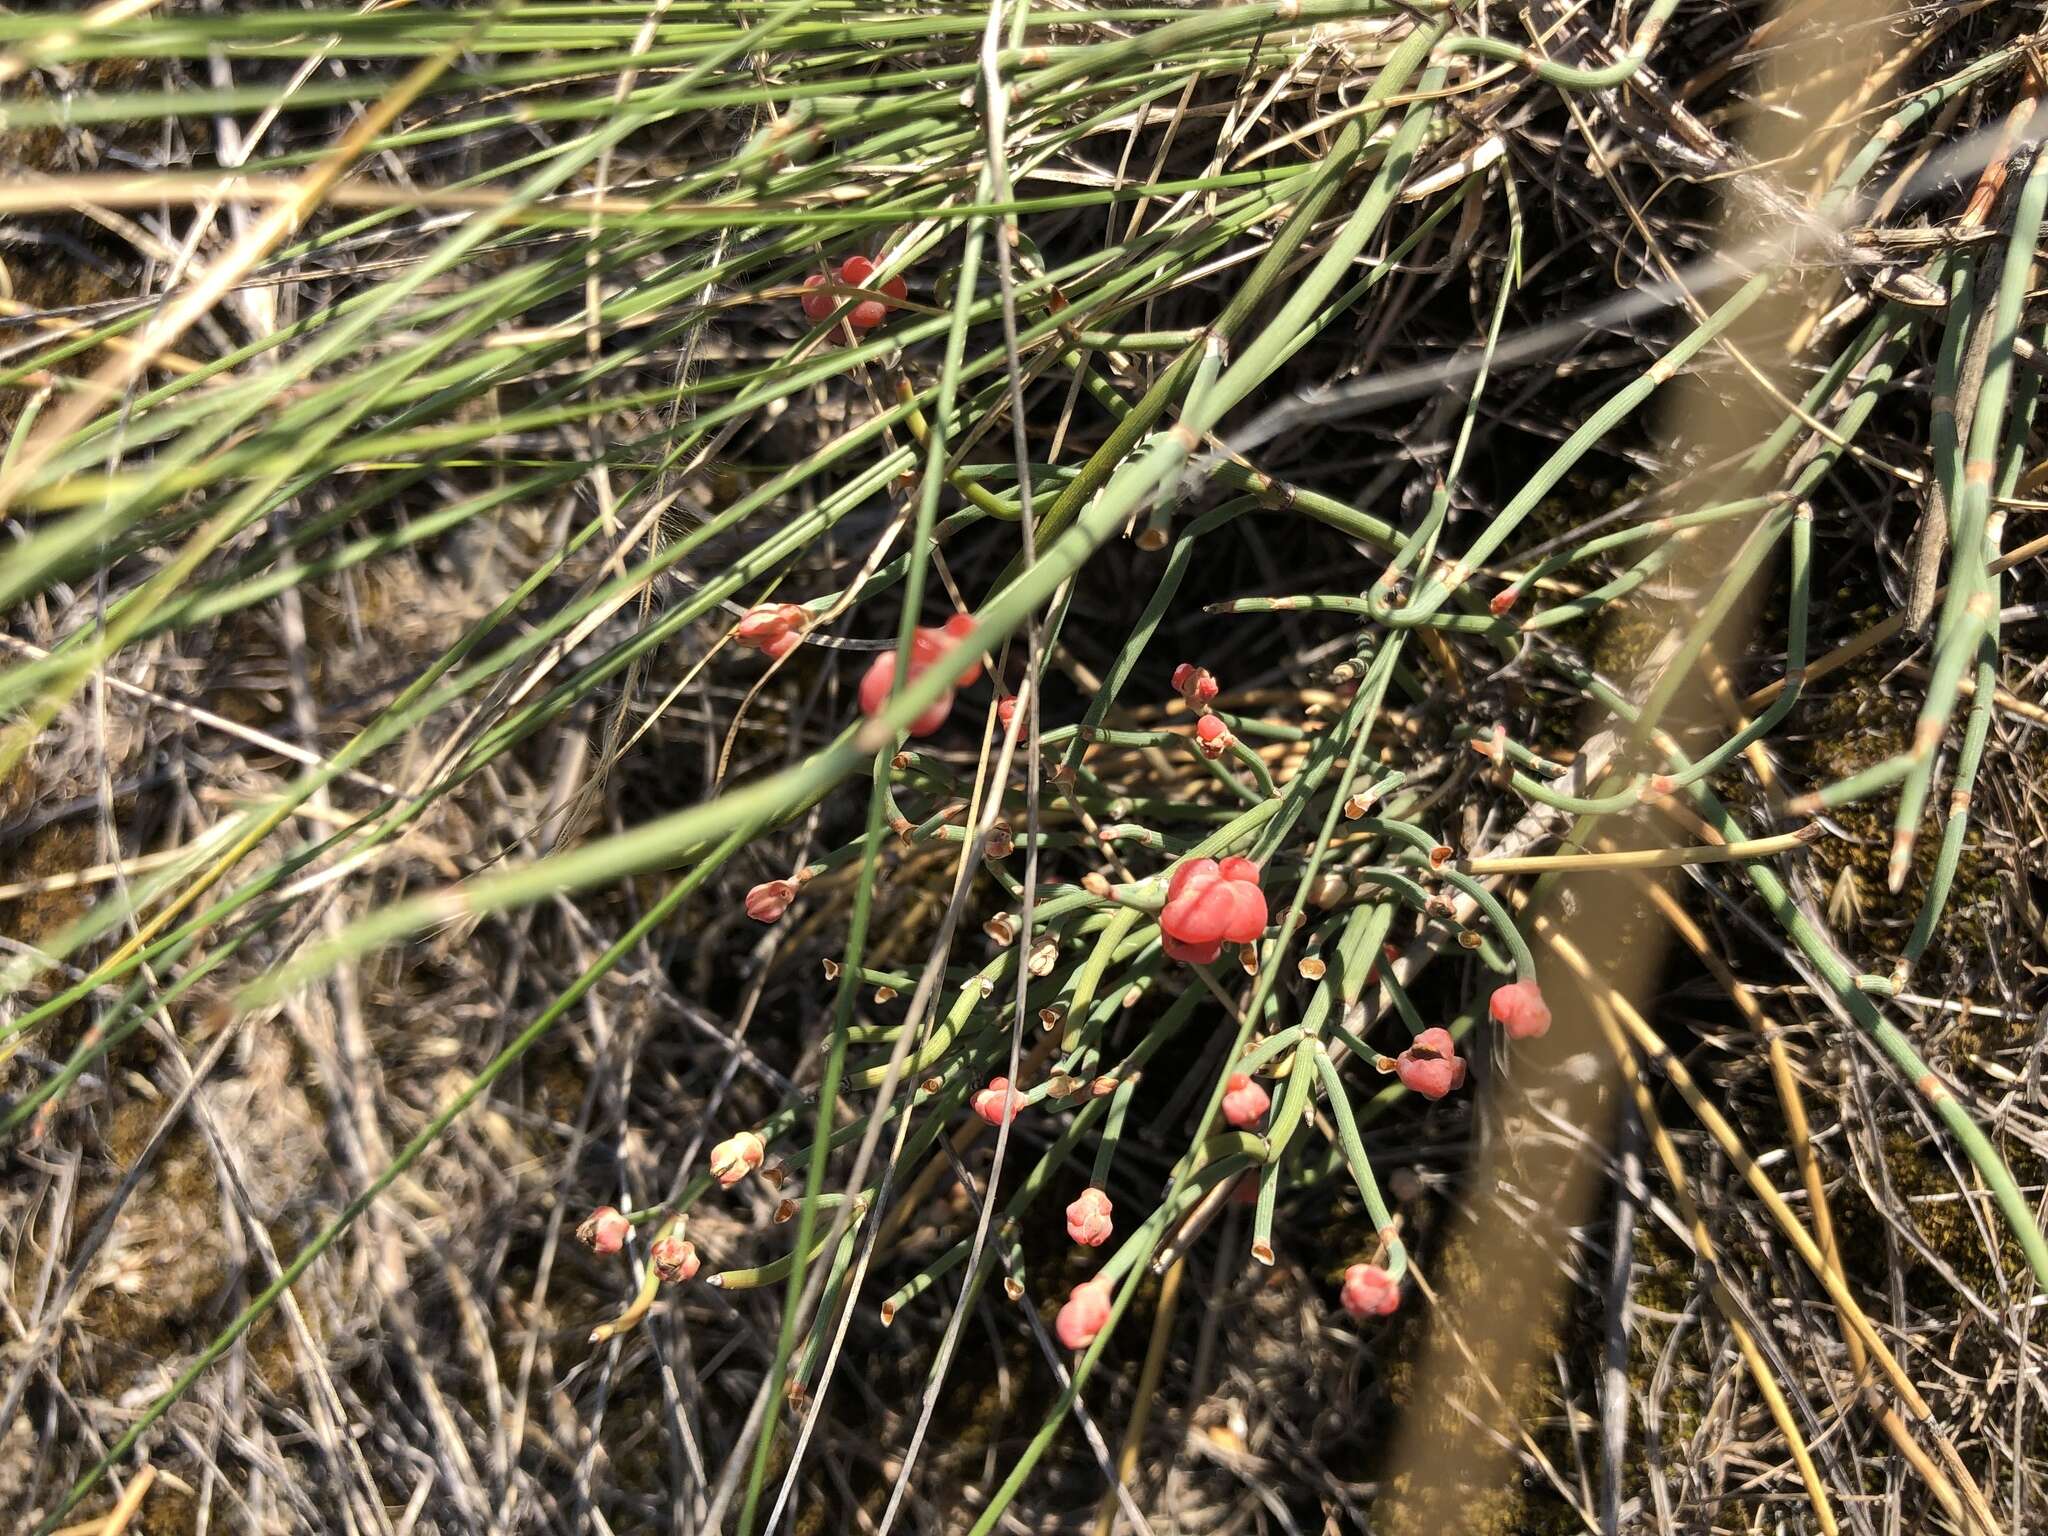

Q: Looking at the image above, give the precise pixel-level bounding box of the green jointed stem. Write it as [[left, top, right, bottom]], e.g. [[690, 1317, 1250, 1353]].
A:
[[955, 41, 1451, 1520], [1900, 322, 2042, 970], [1352, 817, 1535, 976], [1310, 1044, 1407, 1278], [714, 1203, 867, 1290], [1089, 1072, 1142, 1191], [1436, 0, 1678, 89], [1396, 272, 1770, 624], [1887, 147, 2048, 888], [1566, 666, 2048, 1291], [1502, 309, 1911, 815]]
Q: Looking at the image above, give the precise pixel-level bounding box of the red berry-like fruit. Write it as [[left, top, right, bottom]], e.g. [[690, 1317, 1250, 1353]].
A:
[[1055, 1280, 1112, 1349], [1193, 712, 1231, 759], [801, 273, 836, 322], [651, 1235, 700, 1284], [1394, 1027, 1467, 1099], [941, 614, 982, 682], [859, 652, 955, 737], [1160, 857, 1267, 962], [735, 602, 806, 659], [857, 616, 984, 736], [1171, 662, 1219, 705], [971, 1076, 1023, 1126], [1489, 978, 1552, 1040], [1065, 1187, 1114, 1247], [836, 255, 907, 329], [577, 1206, 631, 1255], [1340, 1262, 1400, 1319], [1220, 1072, 1271, 1129]]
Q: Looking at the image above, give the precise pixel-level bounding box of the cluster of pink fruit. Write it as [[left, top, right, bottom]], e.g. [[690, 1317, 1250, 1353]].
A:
[[576, 1205, 699, 1284], [801, 253, 907, 331], [573, 1131, 770, 1285], [577, 968, 1551, 1315], [733, 613, 987, 929], [1173, 661, 1236, 762], [732, 606, 986, 740], [1362, 979, 1552, 1104], [701, 622, 1566, 1339], [994, 1001, 1553, 1344], [962, 1074, 1116, 1349]]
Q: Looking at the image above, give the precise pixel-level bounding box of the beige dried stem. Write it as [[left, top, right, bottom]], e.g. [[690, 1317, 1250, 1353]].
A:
[[0, 32, 476, 514], [1373, 1, 1901, 1530], [0, 0, 165, 88]]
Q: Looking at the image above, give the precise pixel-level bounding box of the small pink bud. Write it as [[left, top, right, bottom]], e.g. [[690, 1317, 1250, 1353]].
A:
[[1394, 1027, 1467, 1099], [1055, 1280, 1112, 1349], [997, 694, 1019, 729], [1171, 662, 1219, 706], [1488, 588, 1519, 617], [1065, 1187, 1115, 1247], [709, 1131, 766, 1188], [1220, 1072, 1271, 1129], [735, 602, 807, 658], [1194, 712, 1231, 759], [745, 879, 797, 923], [651, 1235, 700, 1284], [1340, 1262, 1400, 1319], [577, 1206, 631, 1255], [1489, 978, 1552, 1040], [971, 1076, 1023, 1126], [858, 651, 955, 737]]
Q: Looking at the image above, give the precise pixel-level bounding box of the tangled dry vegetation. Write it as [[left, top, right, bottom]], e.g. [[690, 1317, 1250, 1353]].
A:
[[6, 3, 2048, 1534]]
